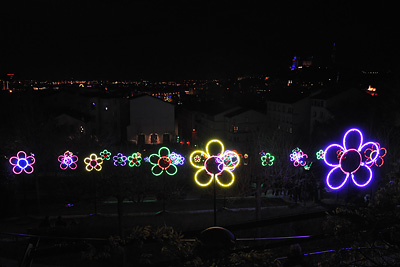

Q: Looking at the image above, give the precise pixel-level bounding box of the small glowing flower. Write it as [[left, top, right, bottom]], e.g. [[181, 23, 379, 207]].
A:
[[364, 142, 386, 167], [9, 151, 35, 174], [84, 153, 103, 172], [113, 153, 128, 167], [324, 128, 379, 190], [58, 150, 78, 170], [290, 148, 308, 167], [189, 139, 240, 187], [169, 152, 185, 166], [316, 149, 325, 160], [148, 147, 178, 176], [99, 149, 112, 160], [261, 152, 275, 166], [194, 155, 202, 163], [128, 152, 142, 167]]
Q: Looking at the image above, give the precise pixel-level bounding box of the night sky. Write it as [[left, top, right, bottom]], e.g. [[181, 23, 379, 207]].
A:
[[1, 1, 396, 80]]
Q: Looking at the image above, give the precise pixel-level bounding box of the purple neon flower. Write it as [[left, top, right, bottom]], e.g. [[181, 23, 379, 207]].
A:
[[324, 128, 379, 190], [113, 153, 127, 167]]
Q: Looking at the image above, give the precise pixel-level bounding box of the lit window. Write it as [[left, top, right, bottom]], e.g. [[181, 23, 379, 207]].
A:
[[151, 134, 158, 144], [233, 126, 238, 133]]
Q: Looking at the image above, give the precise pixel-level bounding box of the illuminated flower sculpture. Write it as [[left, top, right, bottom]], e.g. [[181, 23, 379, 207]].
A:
[[290, 148, 308, 167], [148, 147, 178, 176], [9, 151, 35, 174], [364, 142, 386, 168], [113, 153, 128, 167], [316, 149, 325, 160], [84, 153, 104, 172], [324, 128, 379, 190], [99, 149, 112, 160], [189, 139, 240, 187], [260, 152, 275, 166], [169, 152, 185, 166], [58, 150, 78, 170], [127, 152, 142, 167]]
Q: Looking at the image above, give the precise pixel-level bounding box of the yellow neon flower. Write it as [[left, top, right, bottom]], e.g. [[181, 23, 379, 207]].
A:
[[189, 139, 240, 187], [84, 153, 104, 172]]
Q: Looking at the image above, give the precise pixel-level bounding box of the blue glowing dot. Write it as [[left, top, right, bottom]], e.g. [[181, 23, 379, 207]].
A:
[[17, 158, 28, 169]]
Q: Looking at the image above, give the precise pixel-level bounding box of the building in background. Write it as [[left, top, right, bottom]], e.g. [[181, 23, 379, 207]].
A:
[[266, 91, 312, 138], [127, 95, 176, 145]]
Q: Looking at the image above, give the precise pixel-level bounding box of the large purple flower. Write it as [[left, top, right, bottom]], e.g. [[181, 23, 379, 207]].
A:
[[324, 128, 379, 190]]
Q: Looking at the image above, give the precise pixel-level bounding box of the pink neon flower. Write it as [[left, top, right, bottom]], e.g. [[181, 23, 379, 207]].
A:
[[9, 151, 35, 174], [58, 150, 78, 170], [324, 129, 379, 190]]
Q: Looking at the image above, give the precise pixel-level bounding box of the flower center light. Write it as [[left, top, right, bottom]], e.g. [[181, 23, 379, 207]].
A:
[[90, 160, 98, 167], [17, 158, 28, 169], [205, 156, 223, 176], [158, 156, 171, 169], [340, 149, 361, 174], [63, 157, 72, 166]]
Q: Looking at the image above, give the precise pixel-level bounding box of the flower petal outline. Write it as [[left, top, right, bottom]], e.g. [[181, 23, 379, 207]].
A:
[[194, 169, 213, 186], [324, 144, 344, 167], [326, 166, 349, 190], [351, 165, 373, 187], [215, 169, 235, 187]]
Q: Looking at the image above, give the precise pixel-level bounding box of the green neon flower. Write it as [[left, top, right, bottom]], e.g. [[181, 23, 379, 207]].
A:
[[261, 152, 275, 166], [148, 147, 178, 176], [128, 152, 142, 167], [99, 149, 112, 160]]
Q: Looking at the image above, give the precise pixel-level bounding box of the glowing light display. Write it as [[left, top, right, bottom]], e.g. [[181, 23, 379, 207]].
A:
[[304, 162, 313, 170], [290, 148, 308, 167], [169, 152, 185, 166], [243, 153, 249, 165], [189, 139, 240, 187], [223, 150, 240, 170], [9, 151, 35, 174], [323, 128, 379, 190], [99, 149, 112, 160], [260, 152, 275, 166], [316, 149, 325, 160], [148, 147, 178, 176], [127, 152, 142, 167], [58, 150, 78, 170], [113, 153, 128, 167], [84, 153, 104, 172], [364, 142, 386, 167]]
